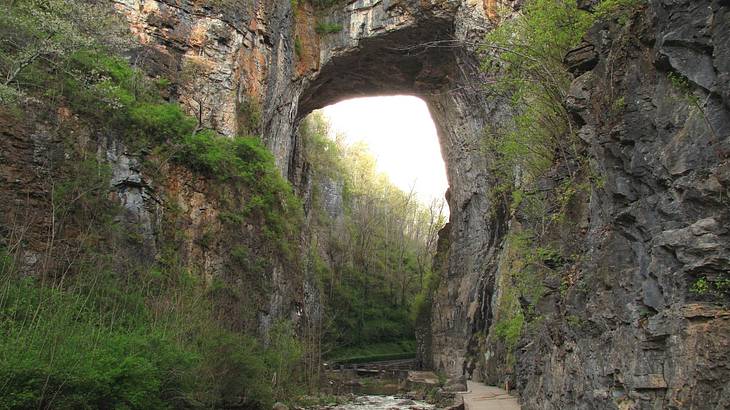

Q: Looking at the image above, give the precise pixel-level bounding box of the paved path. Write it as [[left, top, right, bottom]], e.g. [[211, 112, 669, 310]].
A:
[[459, 380, 520, 410]]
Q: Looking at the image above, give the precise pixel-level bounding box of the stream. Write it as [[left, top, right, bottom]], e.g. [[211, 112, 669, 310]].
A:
[[324, 395, 434, 410]]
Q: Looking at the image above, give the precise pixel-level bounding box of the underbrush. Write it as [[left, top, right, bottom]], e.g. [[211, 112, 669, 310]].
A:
[[0, 265, 298, 409]]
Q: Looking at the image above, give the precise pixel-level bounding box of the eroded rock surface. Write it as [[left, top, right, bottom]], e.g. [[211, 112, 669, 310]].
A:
[[478, 1, 730, 409]]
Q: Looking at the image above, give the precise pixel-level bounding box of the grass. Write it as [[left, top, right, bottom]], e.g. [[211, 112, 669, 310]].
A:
[[326, 340, 416, 364]]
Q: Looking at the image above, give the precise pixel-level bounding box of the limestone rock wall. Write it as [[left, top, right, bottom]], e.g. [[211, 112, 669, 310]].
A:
[[478, 1, 730, 408]]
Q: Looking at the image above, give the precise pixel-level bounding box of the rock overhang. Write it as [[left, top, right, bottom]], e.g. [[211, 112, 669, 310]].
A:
[[296, 0, 468, 116]]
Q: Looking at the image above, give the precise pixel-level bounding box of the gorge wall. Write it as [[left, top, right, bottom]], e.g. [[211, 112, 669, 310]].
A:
[[2, 0, 728, 409], [501, 2, 730, 408]]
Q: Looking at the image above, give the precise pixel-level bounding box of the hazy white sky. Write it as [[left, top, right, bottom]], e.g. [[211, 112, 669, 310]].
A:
[[321, 96, 449, 206]]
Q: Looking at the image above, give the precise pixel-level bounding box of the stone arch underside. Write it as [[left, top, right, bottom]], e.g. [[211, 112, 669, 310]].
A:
[[296, 18, 456, 115]]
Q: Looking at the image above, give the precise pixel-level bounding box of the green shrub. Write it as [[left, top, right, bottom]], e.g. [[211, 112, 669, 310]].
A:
[[65, 51, 152, 111], [200, 333, 273, 408], [594, 0, 645, 22], [294, 36, 303, 58], [315, 22, 343, 34], [493, 313, 524, 351], [238, 95, 262, 135], [690, 278, 709, 294], [129, 103, 197, 142], [266, 320, 304, 400]]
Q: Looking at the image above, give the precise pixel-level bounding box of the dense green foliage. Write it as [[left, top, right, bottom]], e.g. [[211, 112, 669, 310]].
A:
[[300, 113, 445, 361], [0, 2, 306, 408], [482, 0, 593, 188]]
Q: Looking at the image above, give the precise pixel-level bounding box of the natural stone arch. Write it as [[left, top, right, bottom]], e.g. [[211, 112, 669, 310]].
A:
[[115, 0, 516, 378], [287, 0, 514, 377]]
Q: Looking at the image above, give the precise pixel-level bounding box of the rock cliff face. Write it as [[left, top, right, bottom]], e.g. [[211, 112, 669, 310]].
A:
[[478, 1, 730, 409]]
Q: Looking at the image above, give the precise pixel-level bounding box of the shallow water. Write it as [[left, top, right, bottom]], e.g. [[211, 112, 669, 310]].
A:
[[328, 395, 434, 410]]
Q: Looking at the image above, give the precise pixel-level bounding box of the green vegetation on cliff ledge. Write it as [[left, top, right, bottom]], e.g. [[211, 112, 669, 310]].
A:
[[178, 131, 303, 245], [315, 22, 344, 34], [0, 1, 306, 408], [479, 0, 589, 374]]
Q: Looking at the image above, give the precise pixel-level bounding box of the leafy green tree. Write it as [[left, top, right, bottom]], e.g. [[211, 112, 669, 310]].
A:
[[482, 0, 593, 186], [0, 0, 129, 101]]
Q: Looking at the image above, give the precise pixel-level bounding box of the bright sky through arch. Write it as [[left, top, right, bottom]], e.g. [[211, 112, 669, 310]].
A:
[[321, 96, 449, 210]]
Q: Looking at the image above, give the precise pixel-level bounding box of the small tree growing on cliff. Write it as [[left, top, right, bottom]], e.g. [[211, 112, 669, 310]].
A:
[[180, 57, 218, 134], [480, 0, 593, 187], [0, 0, 130, 102]]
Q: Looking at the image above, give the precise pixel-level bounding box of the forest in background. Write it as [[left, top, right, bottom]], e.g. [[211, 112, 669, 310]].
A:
[[300, 113, 446, 364]]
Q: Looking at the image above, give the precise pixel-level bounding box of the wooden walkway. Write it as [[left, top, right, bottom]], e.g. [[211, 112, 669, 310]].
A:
[[459, 381, 520, 410]]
